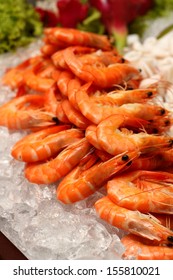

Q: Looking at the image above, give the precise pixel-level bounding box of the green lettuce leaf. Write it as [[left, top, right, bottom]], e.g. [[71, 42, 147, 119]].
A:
[[0, 0, 43, 54]]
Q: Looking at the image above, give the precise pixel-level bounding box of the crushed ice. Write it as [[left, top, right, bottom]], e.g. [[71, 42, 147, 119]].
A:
[[0, 118, 124, 259], [0, 40, 125, 260]]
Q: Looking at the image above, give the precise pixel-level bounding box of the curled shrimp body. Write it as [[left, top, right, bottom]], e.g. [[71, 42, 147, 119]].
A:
[[25, 138, 92, 184], [107, 170, 173, 214], [0, 95, 56, 130], [44, 86, 70, 124], [85, 126, 172, 155], [11, 126, 85, 163], [56, 100, 71, 124], [41, 44, 60, 57], [51, 49, 69, 69], [96, 114, 173, 155], [95, 196, 173, 244], [61, 99, 92, 129], [121, 234, 173, 260], [67, 76, 83, 110], [85, 124, 103, 150], [51, 46, 95, 69], [64, 47, 141, 88], [23, 67, 55, 93], [57, 71, 74, 97], [75, 83, 169, 124], [57, 150, 139, 204], [32, 58, 57, 79], [2, 56, 41, 89], [53, 46, 121, 70], [44, 85, 62, 115], [45, 27, 112, 50], [95, 87, 157, 106]]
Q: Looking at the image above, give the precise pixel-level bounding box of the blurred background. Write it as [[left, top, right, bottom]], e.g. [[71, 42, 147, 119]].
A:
[[0, 0, 173, 54]]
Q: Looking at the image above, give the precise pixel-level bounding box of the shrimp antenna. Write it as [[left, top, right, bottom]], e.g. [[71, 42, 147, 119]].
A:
[[117, 178, 173, 203]]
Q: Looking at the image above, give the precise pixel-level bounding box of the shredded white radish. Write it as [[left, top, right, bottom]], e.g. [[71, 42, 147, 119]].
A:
[[124, 31, 173, 137], [124, 31, 173, 84]]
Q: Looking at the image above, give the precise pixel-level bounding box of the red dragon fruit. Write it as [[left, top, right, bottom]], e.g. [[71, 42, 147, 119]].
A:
[[57, 0, 89, 28], [89, 0, 154, 51]]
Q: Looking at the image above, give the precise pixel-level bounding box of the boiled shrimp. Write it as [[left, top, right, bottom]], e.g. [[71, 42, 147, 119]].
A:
[[94, 87, 157, 106], [95, 196, 173, 244], [121, 234, 173, 260], [51, 69, 62, 81], [128, 150, 173, 172], [2, 55, 42, 89], [51, 49, 69, 69], [44, 27, 112, 50], [36, 65, 58, 82], [23, 68, 55, 92], [67, 76, 83, 110], [51, 46, 95, 69], [44, 85, 62, 115], [56, 100, 71, 124], [0, 95, 56, 130], [57, 150, 139, 204], [61, 99, 92, 129], [79, 49, 125, 66], [25, 138, 93, 184], [85, 123, 172, 154], [94, 149, 113, 162], [57, 71, 74, 97], [53, 46, 121, 70], [107, 170, 173, 214], [85, 124, 103, 150], [43, 32, 69, 50], [11, 126, 85, 162], [75, 82, 169, 124], [96, 114, 173, 155], [41, 44, 60, 57], [44, 86, 71, 123], [64, 47, 141, 88]]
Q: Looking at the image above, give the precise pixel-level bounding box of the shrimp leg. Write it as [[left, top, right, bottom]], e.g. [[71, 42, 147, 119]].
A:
[[107, 170, 173, 214], [96, 114, 173, 155], [121, 234, 173, 260], [24, 138, 93, 184], [75, 82, 170, 124], [0, 95, 56, 130], [95, 196, 173, 244], [11, 126, 85, 162], [57, 150, 139, 204], [64, 47, 141, 88]]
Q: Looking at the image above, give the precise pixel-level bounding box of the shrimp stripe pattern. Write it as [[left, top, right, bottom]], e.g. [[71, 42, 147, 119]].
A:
[[11, 126, 85, 162], [24, 138, 93, 184], [107, 170, 173, 214], [57, 151, 140, 204], [95, 196, 173, 244]]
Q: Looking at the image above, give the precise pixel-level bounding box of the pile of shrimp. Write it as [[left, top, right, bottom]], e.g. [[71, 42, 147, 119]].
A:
[[1, 27, 173, 260]]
